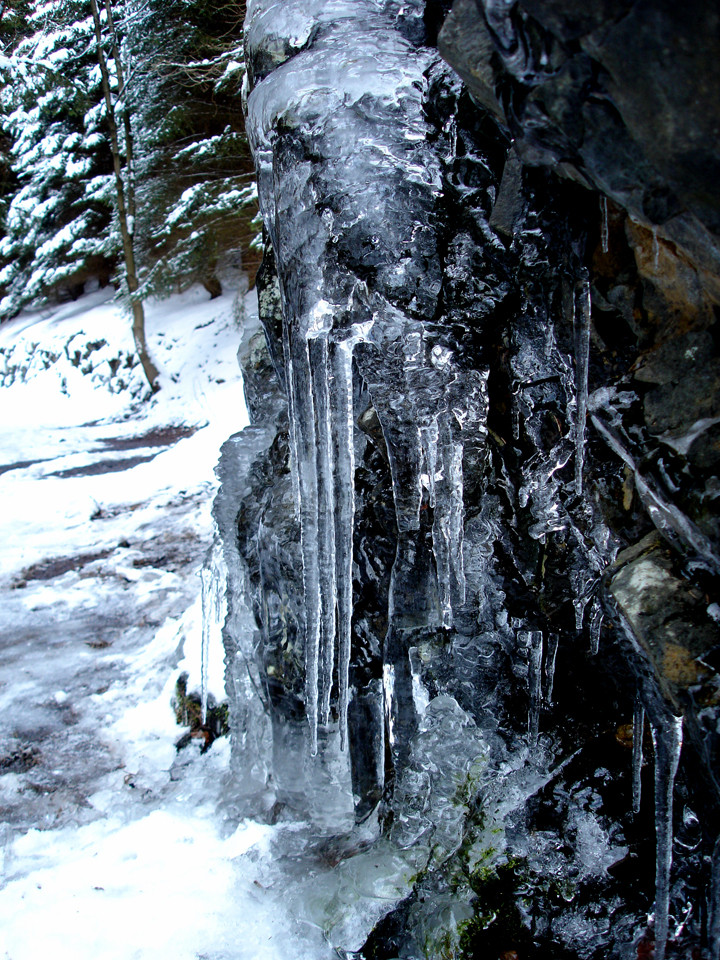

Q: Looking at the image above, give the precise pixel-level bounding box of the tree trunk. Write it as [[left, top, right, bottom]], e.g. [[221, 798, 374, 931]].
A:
[[90, 0, 159, 392]]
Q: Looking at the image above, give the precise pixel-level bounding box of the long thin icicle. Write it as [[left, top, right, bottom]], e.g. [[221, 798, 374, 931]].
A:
[[331, 338, 357, 750], [710, 835, 720, 960], [632, 700, 644, 815], [290, 326, 321, 755], [432, 418, 466, 628], [282, 316, 302, 517], [649, 710, 683, 960], [544, 633, 559, 705], [600, 195, 609, 254], [309, 334, 336, 725], [589, 598, 603, 655], [446, 437, 466, 605], [200, 539, 226, 724], [527, 630, 543, 745], [574, 278, 591, 496]]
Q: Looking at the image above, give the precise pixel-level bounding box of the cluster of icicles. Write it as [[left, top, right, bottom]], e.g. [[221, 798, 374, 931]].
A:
[[249, 217, 714, 958], [286, 305, 360, 757], [281, 298, 486, 757], [520, 629, 688, 959]]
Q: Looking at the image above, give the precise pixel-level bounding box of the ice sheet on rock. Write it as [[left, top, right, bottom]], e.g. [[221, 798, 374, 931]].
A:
[[246, 24, 438, 176], [591, 413, 720, 575], [390, 696, 488, 863]]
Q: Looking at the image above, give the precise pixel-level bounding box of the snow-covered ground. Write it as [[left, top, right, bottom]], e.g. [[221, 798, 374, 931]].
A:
[[0, 286, 337, 960]]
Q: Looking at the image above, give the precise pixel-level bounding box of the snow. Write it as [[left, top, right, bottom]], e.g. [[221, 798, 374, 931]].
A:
[[0, 285, 337, 959]]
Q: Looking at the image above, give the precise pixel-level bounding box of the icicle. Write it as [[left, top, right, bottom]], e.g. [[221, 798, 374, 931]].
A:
[[573, 594, 590, 632], [527, 630, 543, 744], [589, 598, 603, 655], [649, 710, 683, 960], [573, 278, 591, 496], [512, 381, 521, 441], [709, 835, 720, 960], [433, 506, 452, 629], [309, 334, 336, 725], [200, 540, 225, 724], [600, 195, 609, 254], [652, 226, 659, 273], [632, 700, 644, 815], [590, 413, 720, 576], [289, 326, 321, 756], [544, 634, 559, 705], [331, 338, 358, 751]]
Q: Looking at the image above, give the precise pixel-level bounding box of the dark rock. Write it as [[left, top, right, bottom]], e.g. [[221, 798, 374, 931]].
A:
[[437, 0, 504, 119], [437, 0, 720, 282]]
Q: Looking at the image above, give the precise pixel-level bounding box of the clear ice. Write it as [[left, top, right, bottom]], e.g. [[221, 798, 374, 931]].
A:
[[573, 278, 591, 496]]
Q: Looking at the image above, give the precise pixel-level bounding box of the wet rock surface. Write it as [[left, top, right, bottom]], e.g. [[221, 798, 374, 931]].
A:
[[215, 1, 720, 956]]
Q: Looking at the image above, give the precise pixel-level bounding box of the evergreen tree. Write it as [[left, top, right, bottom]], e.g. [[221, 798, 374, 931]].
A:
[[0, 0, 116, 315], [126, 0, 258, 297], [90, 0, 158, 390], [0, 0, 259, 325]]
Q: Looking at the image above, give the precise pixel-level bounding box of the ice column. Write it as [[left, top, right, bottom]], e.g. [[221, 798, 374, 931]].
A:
[[331, 337, 360, 750], [589, 598, 603, 655]]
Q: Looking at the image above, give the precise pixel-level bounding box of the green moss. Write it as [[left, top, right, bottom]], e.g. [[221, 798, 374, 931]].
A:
[[172, 671, 230, 753], [458, 858, 530, 958]]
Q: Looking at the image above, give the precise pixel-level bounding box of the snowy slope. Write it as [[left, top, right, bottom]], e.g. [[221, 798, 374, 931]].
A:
[[0, 286, 336, 960]]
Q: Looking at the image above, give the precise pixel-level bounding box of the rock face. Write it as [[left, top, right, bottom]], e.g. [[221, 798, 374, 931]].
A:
[[215, 1, 720, 956]]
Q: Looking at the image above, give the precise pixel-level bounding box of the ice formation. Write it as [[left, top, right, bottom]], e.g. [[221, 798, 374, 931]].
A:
[[214, 0, 720, 955]]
